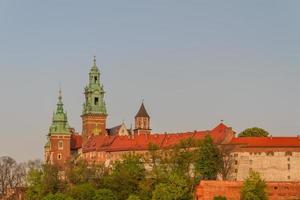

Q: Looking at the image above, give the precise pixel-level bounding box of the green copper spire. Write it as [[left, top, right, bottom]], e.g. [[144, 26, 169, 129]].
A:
[[82, 57, 107, 115], [49, 89, 71, 135]]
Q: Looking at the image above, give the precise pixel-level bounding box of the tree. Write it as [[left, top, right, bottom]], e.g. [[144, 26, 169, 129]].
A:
[[25, 167, 43, 200], [151, 173, 191, 200], [93, 189, 116, 200], [152, 184, 173, 200], [68, 183, 95, 200], [0, 156, 26, 197], [42, 164, 65, 195], [65, 159, 107, 187], [219, 145, 235, 180], [26, 164, 65, 200], [103, 153, 146, 200], [167, 138, 197, 177], [240, 171, 268, 200], [238, 127, 269, 137], [194, 136, 222, 180]]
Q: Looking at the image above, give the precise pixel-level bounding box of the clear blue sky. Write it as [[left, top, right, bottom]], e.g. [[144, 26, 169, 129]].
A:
[[1, 1, 300, 162]]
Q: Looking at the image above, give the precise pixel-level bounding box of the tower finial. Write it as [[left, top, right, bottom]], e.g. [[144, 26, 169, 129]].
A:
[[58, 85, 62, 102], [93, 56, 96, 66]]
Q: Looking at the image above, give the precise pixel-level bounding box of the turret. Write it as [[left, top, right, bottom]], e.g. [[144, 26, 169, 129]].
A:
[[134, 102, 151, 135], [45, 89, 72, 168]]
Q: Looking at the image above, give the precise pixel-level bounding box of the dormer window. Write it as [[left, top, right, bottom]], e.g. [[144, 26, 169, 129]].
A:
[[94, 97, 99, 105]]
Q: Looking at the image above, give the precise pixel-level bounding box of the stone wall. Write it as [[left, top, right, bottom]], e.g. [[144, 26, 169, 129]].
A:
[[231, 150, 300, 181], [195, 181, 300, 200]]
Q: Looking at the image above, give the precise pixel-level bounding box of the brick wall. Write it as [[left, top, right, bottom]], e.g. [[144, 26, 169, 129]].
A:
[[195, 181, 300, 200]]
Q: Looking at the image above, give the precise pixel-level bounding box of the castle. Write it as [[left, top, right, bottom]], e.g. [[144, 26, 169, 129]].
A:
[[45, 58, 300, 182]]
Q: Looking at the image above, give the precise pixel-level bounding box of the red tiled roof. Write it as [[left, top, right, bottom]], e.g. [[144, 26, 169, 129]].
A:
[[83, 123, 232, 153], [71, 134, 82, 150], [230, 137, 300, 147]]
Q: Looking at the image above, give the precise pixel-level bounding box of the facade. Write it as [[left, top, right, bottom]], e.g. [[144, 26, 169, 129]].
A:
[[45, 58, 300, 182]]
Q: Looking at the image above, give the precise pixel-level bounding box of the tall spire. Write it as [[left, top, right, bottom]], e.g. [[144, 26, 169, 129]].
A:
[[49, 89, 70, 134]]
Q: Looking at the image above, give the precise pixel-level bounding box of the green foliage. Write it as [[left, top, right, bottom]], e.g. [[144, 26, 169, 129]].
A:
[[68, 183, 95, 200], [42, 193, 73, 200], [168, 138, 196, 176], [152, 173, 191, 200], [26, 164, 65, 200], [238, 127, 269, 137], [103, 153, 146, 200], [93, 189, 116, 200], [42, 164, 66, 194], [195, 135, 222, 180], [240, 171, 268, 200], [65, 160, 107, 187], [214, 196, 227, 200], [127, 194, 141, 200], [25, 168, 44, 200]]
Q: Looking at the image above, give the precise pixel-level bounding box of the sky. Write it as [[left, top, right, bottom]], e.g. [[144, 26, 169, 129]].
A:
[[0, 0, 300, 162]]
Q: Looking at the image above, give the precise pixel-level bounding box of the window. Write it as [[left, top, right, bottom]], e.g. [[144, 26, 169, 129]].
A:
[[288, 164, 291, 170], [94, 76, 98, 83], [235, 160, 238, 165], [288, 176, 291, 180], [235, 169, 238, 173], [57, 154, 62, 160], [250, 160, 253, 165], [58, 140, 63, 150], [94, 97, 99, 105]]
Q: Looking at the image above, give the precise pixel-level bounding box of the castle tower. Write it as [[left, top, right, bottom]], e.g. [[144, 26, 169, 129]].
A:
[[82, 57, 108, 141], [45, 89, 71, 168], [134, 102, 151, 135]]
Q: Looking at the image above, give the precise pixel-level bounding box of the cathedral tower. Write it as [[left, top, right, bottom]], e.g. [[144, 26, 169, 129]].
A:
[[82, 57, 108, 141], [45, 89, 71, 168], [134, 102, 151, 135]]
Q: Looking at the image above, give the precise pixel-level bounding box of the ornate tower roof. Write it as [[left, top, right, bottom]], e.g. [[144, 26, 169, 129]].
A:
[[49, 89, 70, 135], [82, 57, 107, 115], [135, 102, 150, 118]]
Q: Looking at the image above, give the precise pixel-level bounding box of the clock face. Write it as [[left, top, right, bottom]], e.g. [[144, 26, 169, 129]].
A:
[[93, 124, 101, 136]]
